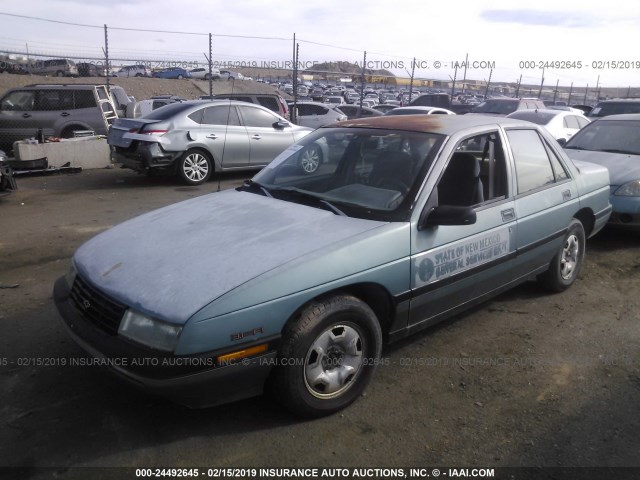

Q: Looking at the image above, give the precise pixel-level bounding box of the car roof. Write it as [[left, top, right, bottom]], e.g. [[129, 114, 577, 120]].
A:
[[330, 114, 533, 134], [595, 113, 640, 121], [594, 98, 640, 103], [508, 108, 579, 117]]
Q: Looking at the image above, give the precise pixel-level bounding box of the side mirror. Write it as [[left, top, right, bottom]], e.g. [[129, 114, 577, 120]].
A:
[[274, 120, 289, 129], [422, 205, 477, 228], [556, 138, 567, 146]]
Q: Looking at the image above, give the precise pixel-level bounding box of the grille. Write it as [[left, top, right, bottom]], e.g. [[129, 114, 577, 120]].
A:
[[70, 274, 127, 335]]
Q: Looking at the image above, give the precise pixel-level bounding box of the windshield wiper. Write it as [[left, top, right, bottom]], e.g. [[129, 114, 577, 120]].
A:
[[241, 179, 272, 198], [273, 187, 346, 216]]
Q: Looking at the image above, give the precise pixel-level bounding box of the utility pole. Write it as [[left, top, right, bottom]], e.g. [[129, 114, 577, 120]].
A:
[[537, 67, 545, 99]]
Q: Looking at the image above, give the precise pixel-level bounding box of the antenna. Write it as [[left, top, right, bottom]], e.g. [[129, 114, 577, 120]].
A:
[[216, 76, 235, 192]]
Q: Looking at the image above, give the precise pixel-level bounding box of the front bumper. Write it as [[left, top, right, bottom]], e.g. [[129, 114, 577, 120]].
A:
[[609, 195, 640, 229], [53, 276, 277, 408]]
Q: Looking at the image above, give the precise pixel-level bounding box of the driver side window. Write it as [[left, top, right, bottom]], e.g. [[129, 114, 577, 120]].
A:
[[437, 132, 508, 207]]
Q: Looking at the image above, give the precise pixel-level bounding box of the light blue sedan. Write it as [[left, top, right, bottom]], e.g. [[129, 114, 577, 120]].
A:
[[54, 115, 611, 417], [564, 113, 640, 229]]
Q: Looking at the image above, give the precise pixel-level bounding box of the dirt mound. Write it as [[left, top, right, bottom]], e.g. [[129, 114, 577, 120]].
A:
[[0, 72, 289, 102]]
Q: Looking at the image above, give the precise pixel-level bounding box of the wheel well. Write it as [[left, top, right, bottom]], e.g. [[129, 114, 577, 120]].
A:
[[285, 283, 395, 338], [183, 148, 216, 172], [574, 208, 595, 236], [60, 125, 87, 138]]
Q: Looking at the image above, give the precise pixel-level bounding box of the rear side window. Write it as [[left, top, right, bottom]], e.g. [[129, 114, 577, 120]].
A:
[[201, 105, 240, 126], [74, 90, 97, 109], [563, 116, 580, 129], [257, 97, 279, 113], [36, 90, 74, 110], [145, 102, 194, 120], [507, 129, 556, 194]]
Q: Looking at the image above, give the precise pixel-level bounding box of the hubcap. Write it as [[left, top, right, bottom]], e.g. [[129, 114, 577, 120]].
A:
[[300, 147, 320, 173], [304, 324, 364, 399], [183, 153, 209, 182], [560, 234, 579, 280]]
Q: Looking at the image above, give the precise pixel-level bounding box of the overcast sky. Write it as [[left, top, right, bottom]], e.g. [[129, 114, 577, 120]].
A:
[[1, 0, 639, 89]]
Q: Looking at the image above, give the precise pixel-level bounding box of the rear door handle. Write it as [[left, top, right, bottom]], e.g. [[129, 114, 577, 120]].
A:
[[22, 113, 31, 118], [60, 112, 70, 117], [251, 134, 261, 140], [206, 134, 218, 139]]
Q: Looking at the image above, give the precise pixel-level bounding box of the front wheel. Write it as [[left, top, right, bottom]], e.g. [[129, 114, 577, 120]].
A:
[[538, 219, 585, 292], [270, 294, 382, 417], [177, 150, 212, 186], [177, 74, 183, 80]]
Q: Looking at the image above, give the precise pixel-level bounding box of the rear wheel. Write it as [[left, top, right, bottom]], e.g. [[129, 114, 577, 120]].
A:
[[270, 294, 382, 417], [177, 74, 184, 80], [538, 218, 585, 292], [56, 70, 64, 77], [177, 150, 212, 186], [299, 144, 323, 174]]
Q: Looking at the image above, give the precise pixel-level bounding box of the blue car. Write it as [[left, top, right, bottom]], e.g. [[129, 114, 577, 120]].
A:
[[152, 67, 191, 79], [54, 115, 611, 417], [564, 114, 640, 229]]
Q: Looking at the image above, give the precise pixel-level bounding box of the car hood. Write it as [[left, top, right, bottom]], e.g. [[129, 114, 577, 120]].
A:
[[564, 149, 640, 186], [73, 190, 387, 325]]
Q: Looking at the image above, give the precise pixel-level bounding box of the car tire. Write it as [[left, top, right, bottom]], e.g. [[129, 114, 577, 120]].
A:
[[538, 218, 585, 292], [177, 149, 213, 186], [56, 70, 64, 77], [178, 74, 183, 80], [270, 294, 382, 418], [299, 144, 323, 174]]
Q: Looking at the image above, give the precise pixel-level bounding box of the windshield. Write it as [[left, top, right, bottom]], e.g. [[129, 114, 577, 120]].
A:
[[564, 119, 640, 155], [507, 111, 556, 125], [143, 102, 195, 120], [250, 127, 445, 221], [472, 100, 518, 115], [588, 102, 640, 118]]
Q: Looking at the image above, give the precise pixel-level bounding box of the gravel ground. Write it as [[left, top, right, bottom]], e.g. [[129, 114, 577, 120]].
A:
[[0, 168, 639, 480]]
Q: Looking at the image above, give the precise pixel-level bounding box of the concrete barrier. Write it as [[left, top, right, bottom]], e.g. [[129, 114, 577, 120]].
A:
[[14, 137, 112, 169]]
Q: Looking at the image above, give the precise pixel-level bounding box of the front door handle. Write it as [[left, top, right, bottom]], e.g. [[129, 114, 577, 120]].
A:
[[60, 112, 70, 117], [251, 134, 262, 140], [206, 134, 218, 139], [501, 208, 515, 222], [22, 113, 31, 118]]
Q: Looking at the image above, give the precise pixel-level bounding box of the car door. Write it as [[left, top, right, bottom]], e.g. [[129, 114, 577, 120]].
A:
[[0, 89, 37, 148], [197, 104, 250, 169], [237, 105, 294, 167], [505, 127, 579, 276], [409, 130, 518, 330]]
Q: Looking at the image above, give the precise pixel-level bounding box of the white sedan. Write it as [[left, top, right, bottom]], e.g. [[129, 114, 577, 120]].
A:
[[506, 109, 590, 143], [189, 67, 221, 80]]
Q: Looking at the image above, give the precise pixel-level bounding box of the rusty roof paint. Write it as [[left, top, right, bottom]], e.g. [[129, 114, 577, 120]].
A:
[[325, 114, 529, 135]]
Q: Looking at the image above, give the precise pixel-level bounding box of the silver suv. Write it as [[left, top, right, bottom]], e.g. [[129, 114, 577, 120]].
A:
[[0, 84, 119, 152], [112, 64, 151, 78]]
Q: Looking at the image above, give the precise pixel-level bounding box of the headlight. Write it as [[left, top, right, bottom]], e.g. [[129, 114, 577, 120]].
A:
[[614, 180, 640, 197], [118, 309, 182, 352], [64, 261, 77, 289]]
